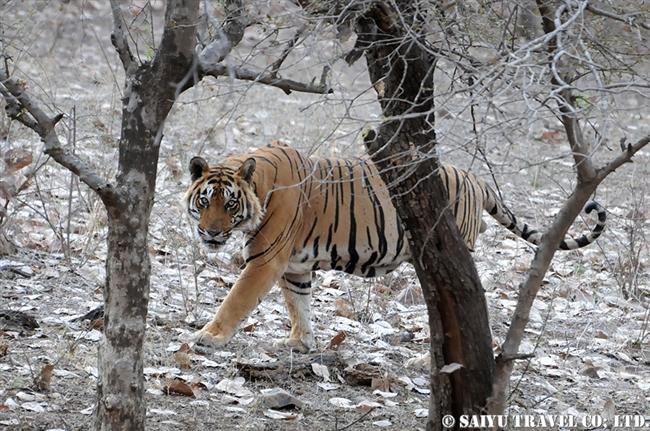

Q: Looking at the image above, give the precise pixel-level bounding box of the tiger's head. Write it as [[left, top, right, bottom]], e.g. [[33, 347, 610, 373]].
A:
[[182, 156, 264, 249]]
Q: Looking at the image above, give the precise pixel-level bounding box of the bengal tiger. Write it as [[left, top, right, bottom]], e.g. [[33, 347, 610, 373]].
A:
[[183, 142, 606, 352]]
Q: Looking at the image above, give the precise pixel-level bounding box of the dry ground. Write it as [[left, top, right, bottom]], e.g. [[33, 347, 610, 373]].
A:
[[1, 1, 650, 430]]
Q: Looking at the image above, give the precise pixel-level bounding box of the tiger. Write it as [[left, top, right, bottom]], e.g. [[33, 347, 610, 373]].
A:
[[183, 141, 606, 352]]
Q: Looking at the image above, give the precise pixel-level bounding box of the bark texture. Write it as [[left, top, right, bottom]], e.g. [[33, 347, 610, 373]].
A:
[[356, 2, 494, 428], [93, 2, 199, 429]]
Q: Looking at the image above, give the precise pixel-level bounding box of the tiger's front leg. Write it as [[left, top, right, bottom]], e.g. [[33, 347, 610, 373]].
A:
[[276, 273, 314, 353], [193, 260, 286, 348]]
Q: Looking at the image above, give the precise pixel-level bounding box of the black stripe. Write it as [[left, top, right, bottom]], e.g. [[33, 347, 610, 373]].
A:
[[344, 160, 359, 274], [330, 244, 340, 270], [302, 218, 319, 249], [361, 251, 378, 275], [325, 225, 333, 252], [284, 278, 311, 290], [312, 236, 320, 258]]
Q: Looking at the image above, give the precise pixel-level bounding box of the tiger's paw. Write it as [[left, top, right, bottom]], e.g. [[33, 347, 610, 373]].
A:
[[193, 330, 230, 348], [275, 337, 312, 354]]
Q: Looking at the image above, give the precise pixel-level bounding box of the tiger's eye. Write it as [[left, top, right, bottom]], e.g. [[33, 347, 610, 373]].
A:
[[225, 199, 238, 211], [198, 196, 210, 208]]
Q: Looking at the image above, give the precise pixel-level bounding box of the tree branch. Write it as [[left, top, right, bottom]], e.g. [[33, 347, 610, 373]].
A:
[[569, 1, 650, 30], [597, 135, 650, 180], [536, 0, 597, 181], [489, 2, 650, 416], [199, 62, 332, 95], [0, 68, 115, 203], [270, 24, 309, 75], [195, 3, 330, 96], [110, 0, 136, 75]]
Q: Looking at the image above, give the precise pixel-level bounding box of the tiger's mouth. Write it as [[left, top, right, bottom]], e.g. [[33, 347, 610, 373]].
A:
[[202, 239, 227, 249]]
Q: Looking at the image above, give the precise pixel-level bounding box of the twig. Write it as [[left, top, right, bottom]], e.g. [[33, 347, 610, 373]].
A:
[[199, 63, 332, 95], [597, 135, 650, 180], [567, 1, 650, 30], [270, 24, 309, 75], [192, 1, 329, 96], [64, 106, 77, 266], [336, 407, 376, 431], [495, 352, 536, 363]]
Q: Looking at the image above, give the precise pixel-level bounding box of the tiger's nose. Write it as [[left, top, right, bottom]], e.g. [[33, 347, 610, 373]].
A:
[[204, 228, 221, 237]]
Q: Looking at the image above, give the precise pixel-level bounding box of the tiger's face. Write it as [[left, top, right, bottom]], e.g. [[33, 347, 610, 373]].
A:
[[182, 156, 263, 250]]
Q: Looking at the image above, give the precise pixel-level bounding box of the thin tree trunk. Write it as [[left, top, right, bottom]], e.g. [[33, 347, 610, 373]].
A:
[[93, 2, 199, 429], [487, 1, 650, 416]]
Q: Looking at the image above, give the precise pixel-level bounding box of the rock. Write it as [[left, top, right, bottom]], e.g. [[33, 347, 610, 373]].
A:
[[258, 388, 304, 409]]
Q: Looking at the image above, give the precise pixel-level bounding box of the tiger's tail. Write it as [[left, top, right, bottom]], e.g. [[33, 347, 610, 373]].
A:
[[485, 187, 606, 251]]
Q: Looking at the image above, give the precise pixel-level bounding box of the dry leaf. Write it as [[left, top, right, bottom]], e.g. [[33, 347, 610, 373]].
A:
[[3, 149, 32, 173], [263, 409, 300, 420], [603, 399, 616, 423], [79, 405, 94, 415], [373, 283, 392, 295], [0, 180, 16, 199], [174, 343, 197, 369], [356, 401, 381, 414], [258, 388, 304, 409], [311, 363, 330, 382], [440, 363, 464, 374], [176, 343, 197, 355], [216, 377, 254, 397], [372, 389, 397, 398], [327, 331, 346, 350], [414, 408, 428, 418], [316, 382, 340, 391], [371, 376, 390, 392], [242, 322, 258, 333], [541, 131, 563, 141], [21, 401, 45, 412], [92, 118, 107, 132], [329, 397, 354, 408], [89, 319, 104, 331], [163, 379, 195, 397], [34, 364, 54, 391], [333, 298, 357, 319], [174, 351, 192, 370]]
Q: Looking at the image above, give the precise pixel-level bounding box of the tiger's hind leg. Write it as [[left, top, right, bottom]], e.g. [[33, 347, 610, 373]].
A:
[[277, 273, 314, 353]]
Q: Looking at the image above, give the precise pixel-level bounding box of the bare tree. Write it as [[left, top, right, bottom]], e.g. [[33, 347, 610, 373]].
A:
[[3, 1, 199, 427], [1, 1, 330, 429], [487, 0, 650, 415]]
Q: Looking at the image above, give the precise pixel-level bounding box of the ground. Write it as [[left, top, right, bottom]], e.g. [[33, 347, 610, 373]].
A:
[[1, 1, 650, 430]]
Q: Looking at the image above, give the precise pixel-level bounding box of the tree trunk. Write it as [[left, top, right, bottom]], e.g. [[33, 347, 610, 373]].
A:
[[93, 2, 199, 429], [357, 3, 494, 428]]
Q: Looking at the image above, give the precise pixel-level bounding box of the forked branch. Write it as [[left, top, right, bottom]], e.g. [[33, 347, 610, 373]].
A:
[[0, 68, 115, 203]]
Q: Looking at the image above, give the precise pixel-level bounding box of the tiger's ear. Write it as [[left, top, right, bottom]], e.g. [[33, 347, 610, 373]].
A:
[[189, 157, 209, 181], [237, 158, 256, 184]]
